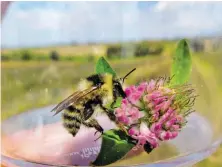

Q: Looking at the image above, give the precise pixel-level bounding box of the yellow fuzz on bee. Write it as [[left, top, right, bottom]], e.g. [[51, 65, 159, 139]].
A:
[[102, 74, 113, 103], [78, 79, 93, 91]]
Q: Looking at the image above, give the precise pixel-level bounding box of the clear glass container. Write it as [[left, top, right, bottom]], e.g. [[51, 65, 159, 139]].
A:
[[1, 1, 222, 167]]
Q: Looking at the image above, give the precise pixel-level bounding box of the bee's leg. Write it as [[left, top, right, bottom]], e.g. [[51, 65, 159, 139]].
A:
[[110, 91, 118, 109], [110, 99, 117, 109], [82, 105, 94, 121], [100, 104, 116, 122], [83, 118, 104, 134], [82, 118, 104, 141], [100, 104, 128, 134]]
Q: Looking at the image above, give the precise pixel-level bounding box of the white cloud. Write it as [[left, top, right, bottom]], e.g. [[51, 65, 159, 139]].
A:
[[1, 1, 222, 48], [153, 2, 222, 34]]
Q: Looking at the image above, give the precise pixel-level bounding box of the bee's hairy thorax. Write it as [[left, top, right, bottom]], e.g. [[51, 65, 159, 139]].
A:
[[78, 74, 114, 104]]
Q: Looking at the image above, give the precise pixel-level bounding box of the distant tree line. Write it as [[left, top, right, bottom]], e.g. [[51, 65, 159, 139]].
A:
[[1, 43, 164, 62], [190, 40, 205, 52], [106, 42, 164, 59]]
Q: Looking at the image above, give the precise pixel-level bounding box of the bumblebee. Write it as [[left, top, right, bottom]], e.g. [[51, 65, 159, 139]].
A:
[[50, 68, 136, 138]]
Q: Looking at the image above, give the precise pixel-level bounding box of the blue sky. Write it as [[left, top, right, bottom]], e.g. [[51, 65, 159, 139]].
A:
[[1, 1, 222, 48]]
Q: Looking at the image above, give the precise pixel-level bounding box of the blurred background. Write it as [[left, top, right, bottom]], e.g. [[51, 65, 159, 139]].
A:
[[1, 1, 222, 167]]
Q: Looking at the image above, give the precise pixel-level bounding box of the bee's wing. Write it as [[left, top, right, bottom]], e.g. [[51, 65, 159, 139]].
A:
[[50, 86, 99, 116]]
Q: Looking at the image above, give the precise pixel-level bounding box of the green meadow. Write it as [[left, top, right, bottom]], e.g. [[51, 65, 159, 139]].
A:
[[1, 40, 222, 166]]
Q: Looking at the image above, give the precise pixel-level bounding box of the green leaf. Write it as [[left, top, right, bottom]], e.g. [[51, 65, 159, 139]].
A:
[[170, 39, 192, 86], [95, 57, 117, 76], [92, 129, 136, 166]]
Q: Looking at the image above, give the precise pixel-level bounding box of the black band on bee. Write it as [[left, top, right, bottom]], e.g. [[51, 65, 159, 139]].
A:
[[63, 106, 82, 123], [63, 114, 82, 123], [67, 105, 81, 112], [86, 74, 104, 86], [63, 122, 81, 129], [62, 108, 82, 137]]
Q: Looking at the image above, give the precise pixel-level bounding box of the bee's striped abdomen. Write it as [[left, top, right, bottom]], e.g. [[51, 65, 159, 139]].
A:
[[62, 106, 82, 137]]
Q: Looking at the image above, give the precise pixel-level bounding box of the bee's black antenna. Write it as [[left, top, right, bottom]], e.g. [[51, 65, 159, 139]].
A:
[[122, 68, 136, 83]]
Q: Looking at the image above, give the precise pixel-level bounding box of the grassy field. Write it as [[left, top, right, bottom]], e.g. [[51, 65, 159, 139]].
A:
[[1, 42, 222, 166]]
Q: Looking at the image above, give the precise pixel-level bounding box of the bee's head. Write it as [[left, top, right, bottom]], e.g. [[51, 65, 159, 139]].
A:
[[113, 68, 136, 98], [113, 80, 126, 98]]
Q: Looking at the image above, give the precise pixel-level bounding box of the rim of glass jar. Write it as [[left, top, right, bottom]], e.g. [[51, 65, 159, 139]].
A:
[[1, 137, 222, 167]]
